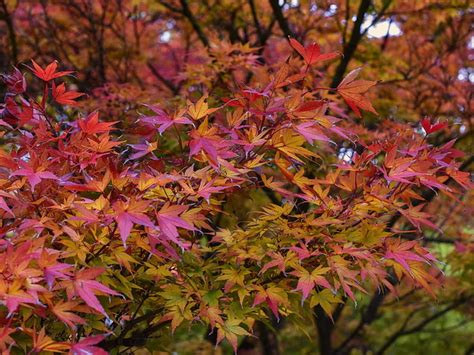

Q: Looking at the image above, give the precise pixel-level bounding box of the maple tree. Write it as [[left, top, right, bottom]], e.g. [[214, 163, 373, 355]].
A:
[[0, 1, 473, 354]]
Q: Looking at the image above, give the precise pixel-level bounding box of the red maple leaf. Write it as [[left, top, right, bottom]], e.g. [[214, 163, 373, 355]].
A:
[[113, 199, 155, 246], [337, 68, 378, 117], [11, 164, 58, 192], [52, 82, 84, 106], [70, 335, 107, 355], [71, 268, 120, 317], [156, 203, 195, 247], [29, 60, 73, 81], [78, 112, 117, 135], [421, 117, 447, 135], [289, 38, 340, 65], [142, 105, 192, 134]]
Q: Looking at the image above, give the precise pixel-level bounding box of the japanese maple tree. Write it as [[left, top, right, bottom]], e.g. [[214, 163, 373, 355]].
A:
[[0, 1, 473, 354]]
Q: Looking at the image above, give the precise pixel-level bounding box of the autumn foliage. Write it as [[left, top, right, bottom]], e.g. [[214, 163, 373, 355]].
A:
[[0, 1, 473, 354]]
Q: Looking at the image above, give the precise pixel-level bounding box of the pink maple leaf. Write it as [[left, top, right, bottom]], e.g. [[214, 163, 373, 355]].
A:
[[156, 203, 195, 247], [72, 268, 120, 317], [113, 200, 155, 246], [142, 105, 192, 134], [295, 122, 331, 144], [11, 165, 58, 192], [70, 335, 107, 355]]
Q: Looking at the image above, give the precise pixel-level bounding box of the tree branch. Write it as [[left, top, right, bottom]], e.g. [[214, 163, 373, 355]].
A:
[[375, 296, 471, 354], [330, 0, 372, 88], [315, 305, 334, 355], [268, 0, 295, 39], [147, 61, 180, 94], [179, 0, 210, 47], [0, 0, 18, 64]]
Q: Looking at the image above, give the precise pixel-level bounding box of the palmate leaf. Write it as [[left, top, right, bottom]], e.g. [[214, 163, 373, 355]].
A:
[[142, 105, 191, 134], [112, 199, 155, 246], [216, 268, 250, 293], [187, 95, 218, 120], [52, 82, 84, 106], [70, 268, 120, 317], [337, 68, 378, 117], [49, 300, 86, 328], [272, 129, 317, 162], [29, 60, 73, 81], [252, 285, 288, 320], [26, 328, 70, 353], [291, 267, 332, 301], [289, 38, 340, 65], [156, 203, 195, 247], [70, 335, 108, 355], [77, 111, 117, 135], [310, 289, 342, 319], [216, 318, 252, 353]]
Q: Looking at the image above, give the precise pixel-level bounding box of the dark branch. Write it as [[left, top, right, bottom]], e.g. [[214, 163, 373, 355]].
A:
[[375, 296, 471, 354], [0, 0, 18, 64], [330, 0, 372, 88], [268, 0, 295, 39], [147, 61, 180, 94], [179, 0, 210, 47]]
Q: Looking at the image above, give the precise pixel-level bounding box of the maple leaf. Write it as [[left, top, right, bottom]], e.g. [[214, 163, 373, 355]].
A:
[[252, 285, 288, 320], [216, 318, 252, 353], [78, 111, 117, 135], [0, 325, 15, 351], [0, 196, 14, 217], [295, 122, 331, 144], [0, 67, 26, 94], [289, 243, 322, 260], [384, 239, 436, 274], [195, 178, 228, 201], [446, 168, 472, 189], [382, 161, 425, 184], [129, 141, 158, 160], [142, 105, 192, 133], [52, 82, 84, 106], [189, 119, 234, 166], [0, 278, 40, 315], [50, 301, 86, 328], [70, 335, 107, 355], [310, 289, 342, 319], [156, 203, 194, 247], [86, 133, 122, 153], [187, 96, 218, 120], [216, 268, 250, 293], [330, 259, 366, 301], [113, 199, 155, 246], [289, 38, 340, 65], [29, 60, 73, 81], [420, 117, 448, 135], [199, 306, 224, 329], [406, 261, 439, 297], [398, 204, 439, 231], [295, 100, 325, 112], [291, 267, 332, 301], [272, 129, 316, 162], [38, 251, 72, 288], [337, 68, 378, 117], [72, 268, 120, 317], [260, 252, 296, 275], [4, 96, 34, 125], [28, 328, 70, 353], [11, 165, 58, 192]]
